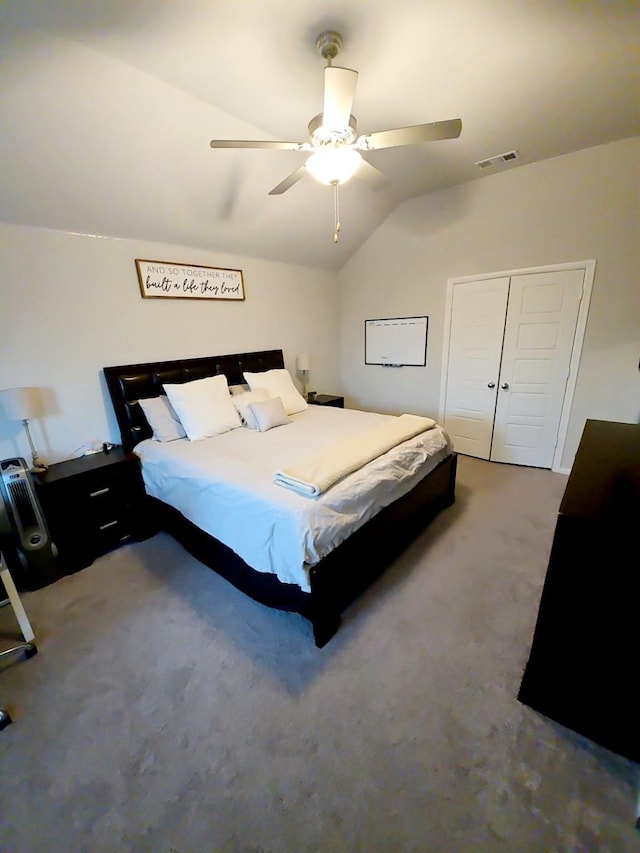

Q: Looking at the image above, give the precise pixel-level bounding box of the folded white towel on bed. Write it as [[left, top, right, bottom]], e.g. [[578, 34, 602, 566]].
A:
[[274, 413, 436, 497]]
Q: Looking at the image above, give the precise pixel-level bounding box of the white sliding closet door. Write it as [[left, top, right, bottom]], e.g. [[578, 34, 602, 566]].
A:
[[443, 267, 586, 469]]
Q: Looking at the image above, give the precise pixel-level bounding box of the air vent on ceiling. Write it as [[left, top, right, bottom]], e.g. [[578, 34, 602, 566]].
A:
[[475, 150, 520, 169]]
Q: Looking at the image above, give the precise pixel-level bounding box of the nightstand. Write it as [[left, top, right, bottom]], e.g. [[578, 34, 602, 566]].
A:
[[35, 448, 156, 573], [308, 394, 345, 409]]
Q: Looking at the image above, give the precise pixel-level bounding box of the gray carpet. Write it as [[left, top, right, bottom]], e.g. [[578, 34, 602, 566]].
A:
[[0, 456, 637, 853]]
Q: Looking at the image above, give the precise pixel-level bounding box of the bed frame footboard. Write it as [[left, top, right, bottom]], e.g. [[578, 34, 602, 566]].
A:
[[306, 451, 457, 645]]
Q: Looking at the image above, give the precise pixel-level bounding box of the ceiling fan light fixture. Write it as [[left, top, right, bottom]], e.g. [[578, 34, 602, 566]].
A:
[[308, 113, 358, 147], [305, 147, 362, 186]]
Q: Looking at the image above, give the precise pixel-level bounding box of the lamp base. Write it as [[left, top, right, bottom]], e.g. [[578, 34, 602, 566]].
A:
[[30, 457, 48, 475]]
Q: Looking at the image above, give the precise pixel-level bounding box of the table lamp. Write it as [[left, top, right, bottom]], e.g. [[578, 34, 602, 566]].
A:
[[297, 352, 310, 400], [0, 386, 48, 473]]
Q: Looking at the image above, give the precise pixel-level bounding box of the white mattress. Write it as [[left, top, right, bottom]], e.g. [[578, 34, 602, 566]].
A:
[[135, 406, 451, 592]]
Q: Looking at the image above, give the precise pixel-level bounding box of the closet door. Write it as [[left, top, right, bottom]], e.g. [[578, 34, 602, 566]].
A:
[[443, 278, 509, 458], [490, 269, 584, 467]]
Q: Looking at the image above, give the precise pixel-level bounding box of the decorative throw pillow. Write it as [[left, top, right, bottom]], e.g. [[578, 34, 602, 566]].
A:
[[163, 374, 241, 441], [243, 368, 308, 415], [138, 395, 186, 442], [248, 397, 291, 432], [232, 389, 270, 429]]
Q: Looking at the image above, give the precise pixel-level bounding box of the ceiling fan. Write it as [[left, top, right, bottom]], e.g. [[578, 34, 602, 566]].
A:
[[210, 30, 462, 242]]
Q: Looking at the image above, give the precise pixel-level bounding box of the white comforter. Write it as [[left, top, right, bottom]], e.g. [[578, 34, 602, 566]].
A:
[[135, 406, 451, 592]]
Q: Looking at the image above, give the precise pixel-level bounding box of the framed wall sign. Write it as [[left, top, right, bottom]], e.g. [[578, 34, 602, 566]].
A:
[[135, 259, 245, 301]]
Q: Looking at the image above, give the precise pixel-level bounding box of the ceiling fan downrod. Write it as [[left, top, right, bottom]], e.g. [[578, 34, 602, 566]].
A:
[[316, 31, 343, 66]]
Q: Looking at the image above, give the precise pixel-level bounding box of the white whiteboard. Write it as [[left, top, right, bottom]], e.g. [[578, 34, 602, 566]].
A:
[[365, 316, 428, 366]]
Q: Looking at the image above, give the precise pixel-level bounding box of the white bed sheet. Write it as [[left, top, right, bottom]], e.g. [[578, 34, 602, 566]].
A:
[[135, 406, 451, 592]]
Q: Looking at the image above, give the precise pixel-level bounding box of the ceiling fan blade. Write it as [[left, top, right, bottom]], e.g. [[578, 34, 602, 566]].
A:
[[323, 66, 358, 130], [210, 139, 304, 150], [268, 166, 308, 195], [355, 158, 389, 191], [357, 118, 462, 151]]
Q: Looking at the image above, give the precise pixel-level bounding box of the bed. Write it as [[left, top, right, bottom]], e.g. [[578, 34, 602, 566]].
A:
[[103, 349, 457, 646]]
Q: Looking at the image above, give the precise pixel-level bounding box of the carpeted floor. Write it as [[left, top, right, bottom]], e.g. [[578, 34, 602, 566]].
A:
[[0, 455, 637, 852]]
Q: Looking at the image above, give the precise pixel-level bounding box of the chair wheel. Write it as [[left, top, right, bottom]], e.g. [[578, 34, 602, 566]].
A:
[[0, 709, 12, 730], [24, 643, 38, 659]]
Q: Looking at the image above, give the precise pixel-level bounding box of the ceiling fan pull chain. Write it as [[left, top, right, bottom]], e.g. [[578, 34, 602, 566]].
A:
[[333, 181, 341, 243]]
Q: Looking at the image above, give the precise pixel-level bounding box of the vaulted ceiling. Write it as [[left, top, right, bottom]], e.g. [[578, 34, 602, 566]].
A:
[[1, 0, 638, 271]]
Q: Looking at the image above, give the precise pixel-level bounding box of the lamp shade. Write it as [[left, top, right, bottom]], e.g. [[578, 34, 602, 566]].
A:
[[0, 387, 44, 420], [297, 352, 310, 372]]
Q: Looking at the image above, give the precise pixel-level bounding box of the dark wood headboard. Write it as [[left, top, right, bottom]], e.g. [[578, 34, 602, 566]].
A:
[[104, 349, 285, 451]]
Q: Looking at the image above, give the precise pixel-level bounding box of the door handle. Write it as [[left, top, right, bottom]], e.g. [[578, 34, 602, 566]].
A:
[[501, 382, 509, 390], [487, 382, 496, 388]]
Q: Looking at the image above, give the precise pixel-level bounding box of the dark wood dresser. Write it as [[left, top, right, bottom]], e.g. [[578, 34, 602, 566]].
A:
[[518, 419, 639, 763]]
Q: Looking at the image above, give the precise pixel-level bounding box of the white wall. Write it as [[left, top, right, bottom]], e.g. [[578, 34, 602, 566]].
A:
[[2, 139, 637, 471], [338, 137, 640, 469], [0, 224, 339, 463]]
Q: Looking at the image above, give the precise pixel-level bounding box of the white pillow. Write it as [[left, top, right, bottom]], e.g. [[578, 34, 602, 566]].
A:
[[248, 397, 291, 432], [232, 389, 270, 429], [138, 395, 186, 442], [243, 368, 308, 415], [163, 375, 241, 441]]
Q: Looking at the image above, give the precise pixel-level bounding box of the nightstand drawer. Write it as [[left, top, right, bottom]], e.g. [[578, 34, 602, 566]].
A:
[[87, 500, 135, 538], [92, 517, 133, 552], [81, 465, 140, 521]]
